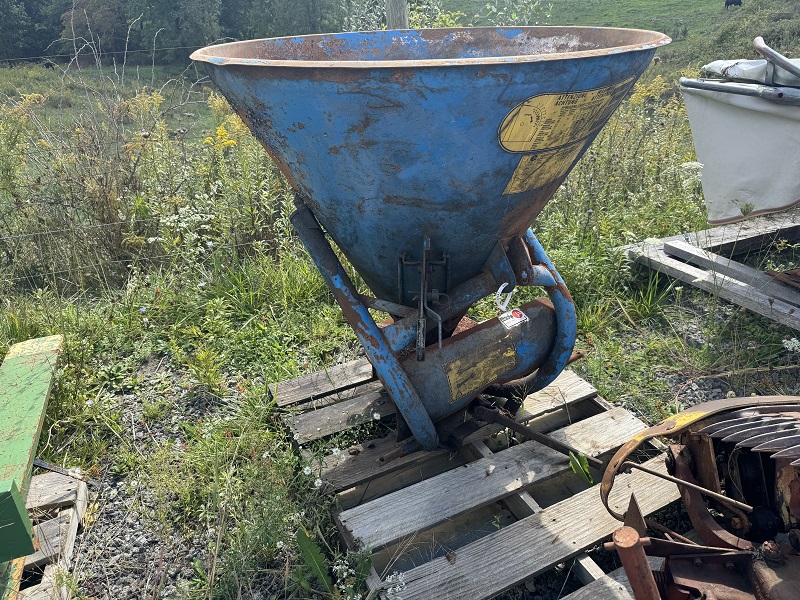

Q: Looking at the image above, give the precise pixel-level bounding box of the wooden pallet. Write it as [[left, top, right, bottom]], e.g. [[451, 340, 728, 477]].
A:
[[279, 361, 680, 599], [14, 471, 88, 600], [626, 207, 800, 331], [562, 557, 665, 600]]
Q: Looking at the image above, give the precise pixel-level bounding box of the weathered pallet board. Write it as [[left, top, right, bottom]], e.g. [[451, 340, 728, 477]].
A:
[[338, 407, 644, 551], [270, 357, 375, 407], [394, 455, 677, 600], [273, 360, 674, 599], [287, 389, 396, 444], [663, 240, 799, 306], [623, 207, 800, 330], [629, 206, 800, 257], [16, 565, 68, 600], [628, 243, 800, 331], [15, 471, 88, 600], [563, 556, 665, 600], [320, 369, 597, 493]]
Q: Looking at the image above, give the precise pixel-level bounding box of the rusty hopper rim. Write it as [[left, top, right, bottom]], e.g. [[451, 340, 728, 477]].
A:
[[190, 26, 671, 69]]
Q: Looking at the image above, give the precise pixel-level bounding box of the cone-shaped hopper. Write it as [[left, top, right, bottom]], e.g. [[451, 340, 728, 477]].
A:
[[192, 27, 669, 303], [192, 27, 669, 450]]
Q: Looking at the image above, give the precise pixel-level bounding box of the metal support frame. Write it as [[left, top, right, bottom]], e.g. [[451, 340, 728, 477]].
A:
[[291, 199, 439, 450], [290, 196, 577, 451]]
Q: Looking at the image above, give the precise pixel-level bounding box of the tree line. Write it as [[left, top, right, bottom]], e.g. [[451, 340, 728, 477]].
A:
[[1, 0, 384, 64]]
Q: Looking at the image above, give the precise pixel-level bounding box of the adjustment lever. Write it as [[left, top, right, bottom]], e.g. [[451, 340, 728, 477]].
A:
[[472, 405, 604, 470]]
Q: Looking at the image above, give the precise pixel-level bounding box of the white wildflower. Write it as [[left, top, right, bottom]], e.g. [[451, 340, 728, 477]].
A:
[[373, 412, 381, 420], [784, 337, 800, 353], [85, 400, 94, 407], [331, 447, 341, 456], [303, 465, 312, 475], [276, 540, 284, 549], [314, 478, 323, 488]]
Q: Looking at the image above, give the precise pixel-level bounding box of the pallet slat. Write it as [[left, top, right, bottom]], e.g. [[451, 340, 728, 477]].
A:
[[271, 357, 375, 407], [25, 472, 82, 513], [393, 455, 679, 600], [663, 240, 799, 306], [468, 444, 607, 590], [320, 370, 596, 492], [629, 244, 800, 331], [563, 557, 665, 600], [339, 407, 645, 551], [628, 208, 800, 257], [17, 564, 68, 600], [24, 473, 87, 571], [287, 390, 395, 443]]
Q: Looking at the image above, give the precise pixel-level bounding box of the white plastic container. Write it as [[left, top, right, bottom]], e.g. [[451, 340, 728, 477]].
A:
[[681, 44, 800, 224], [681, 82, 800, 224]]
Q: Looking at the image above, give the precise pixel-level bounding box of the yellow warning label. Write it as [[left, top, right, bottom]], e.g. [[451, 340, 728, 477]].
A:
[[498, 77, 636, 194], [444, 343, 517, 402], [503, 144, 584, 195], [499, 77, 636, 154]]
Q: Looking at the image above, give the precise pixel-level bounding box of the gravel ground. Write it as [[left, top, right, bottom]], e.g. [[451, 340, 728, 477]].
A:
[[45, 296, 800, 600], [66, 363, 245, 599]]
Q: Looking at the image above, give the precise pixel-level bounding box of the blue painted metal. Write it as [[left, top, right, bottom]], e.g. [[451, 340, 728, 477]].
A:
[[290, 201, 439, 449], [192, 27, 669, 449], [520, 228, 577, 391], [191, 27, 670, 305]]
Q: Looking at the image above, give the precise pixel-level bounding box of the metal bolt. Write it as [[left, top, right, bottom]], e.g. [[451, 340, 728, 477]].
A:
[[693, 557, 703, 567], [725, 562, 735, 571]]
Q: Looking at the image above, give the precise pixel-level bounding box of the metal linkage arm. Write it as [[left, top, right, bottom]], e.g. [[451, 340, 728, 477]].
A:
[[290, 198, 439, 450]]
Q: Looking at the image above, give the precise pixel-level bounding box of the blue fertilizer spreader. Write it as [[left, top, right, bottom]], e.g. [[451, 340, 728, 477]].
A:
[[192, 27, 670, 453]]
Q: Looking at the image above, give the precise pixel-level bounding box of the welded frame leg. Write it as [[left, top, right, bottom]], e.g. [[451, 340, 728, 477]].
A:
[[290, 198, 439, 450]]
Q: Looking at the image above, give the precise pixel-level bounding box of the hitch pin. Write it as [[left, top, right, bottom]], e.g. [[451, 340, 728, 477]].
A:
[[495, 282, 516, 311]]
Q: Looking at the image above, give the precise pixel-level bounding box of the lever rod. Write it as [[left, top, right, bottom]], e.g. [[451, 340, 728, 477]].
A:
[[473, 405, 604, 470]]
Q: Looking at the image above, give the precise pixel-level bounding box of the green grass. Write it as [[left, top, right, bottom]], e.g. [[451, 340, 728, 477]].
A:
[[444, 0, 800, 71], [0, 62, 214, 133], [447, 0, 727, 34], [2, 1, 800, 596]]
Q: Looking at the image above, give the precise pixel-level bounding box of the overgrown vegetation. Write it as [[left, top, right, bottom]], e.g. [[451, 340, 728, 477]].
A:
[[2, 0, 800, 598]]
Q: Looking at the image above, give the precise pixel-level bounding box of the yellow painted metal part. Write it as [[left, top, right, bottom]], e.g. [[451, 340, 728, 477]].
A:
[[600, 395, 800, 521], [444, 346, 517, 402], [498, 77, 635, 194]]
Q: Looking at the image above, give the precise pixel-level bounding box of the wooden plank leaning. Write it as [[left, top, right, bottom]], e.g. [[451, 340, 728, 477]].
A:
[[663, 240, 799, 306], [628, 244, 800, 331]]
